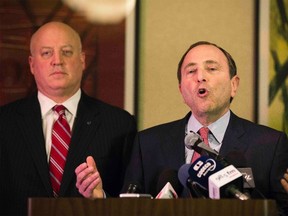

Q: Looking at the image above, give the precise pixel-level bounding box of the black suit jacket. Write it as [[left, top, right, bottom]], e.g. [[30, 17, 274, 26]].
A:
[[0, 92, 137, 216], [123, 111, 288, 214]]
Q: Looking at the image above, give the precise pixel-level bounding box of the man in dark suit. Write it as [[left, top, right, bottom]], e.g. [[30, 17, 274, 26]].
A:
[[122, 41, 288, 215], [0, 21, 136, 216]]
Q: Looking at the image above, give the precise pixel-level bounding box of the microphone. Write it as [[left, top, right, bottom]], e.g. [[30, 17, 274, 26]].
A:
[[157, 169, 183, 196], [184, 132, 255, 199], [156, 169, 183, 198], [178, 156, 249, 200], [237, 167, 255, 189], [238, 167, 266, 199], [185, 132, 225, 162], [155, 182, 178, 199], [126, 183, 142, 193], [119, 182, 152, 198], [224, 151, 254, 189], [178, 163, 208, 198]]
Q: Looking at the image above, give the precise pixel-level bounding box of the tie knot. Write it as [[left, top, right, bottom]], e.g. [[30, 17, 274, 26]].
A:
[[54, 105, 66, 116], [199, 127, 209, 144]]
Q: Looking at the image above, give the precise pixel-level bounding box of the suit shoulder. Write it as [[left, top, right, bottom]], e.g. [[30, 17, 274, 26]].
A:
[[233, 113, 286, 136], [1, 97, 26, 109], [0, 96, 34, 115], [83, 94, 134, 119], [140, 118, 185, 134]]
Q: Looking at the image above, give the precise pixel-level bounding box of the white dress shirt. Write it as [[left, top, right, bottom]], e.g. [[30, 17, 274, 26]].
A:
[[185, 110, 231, 163], [38, 89, 81, 162]]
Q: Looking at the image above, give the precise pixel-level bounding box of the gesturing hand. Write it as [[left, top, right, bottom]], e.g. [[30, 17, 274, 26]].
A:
[[281, 169, 288, 193], [75, 156, 104, 199]]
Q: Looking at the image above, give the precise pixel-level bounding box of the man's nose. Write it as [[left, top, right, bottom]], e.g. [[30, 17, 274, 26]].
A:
[[197, 70, 207, 82], [51, 51, 64, 66]]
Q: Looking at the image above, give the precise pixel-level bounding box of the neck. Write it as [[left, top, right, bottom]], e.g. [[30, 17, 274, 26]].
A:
[[39, 88, 80, 103], [193, 109, 230, 126]]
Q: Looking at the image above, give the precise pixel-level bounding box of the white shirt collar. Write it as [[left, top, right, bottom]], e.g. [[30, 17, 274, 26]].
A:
[[38, 89, 81, 117], [187, 110, 231, 144]]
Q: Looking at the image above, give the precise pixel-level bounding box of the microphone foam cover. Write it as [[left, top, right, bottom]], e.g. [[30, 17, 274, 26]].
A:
[[177, 164, 192, 188]]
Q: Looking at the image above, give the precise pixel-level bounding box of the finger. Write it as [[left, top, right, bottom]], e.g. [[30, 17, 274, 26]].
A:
[[78, 172, 101, 197], [75, 162, 88, 175], [281, 178, 288, 192], [82, 181, 100, 198], [75, 166, 94, 188], [281, 178, 288, 187], [284, 172, 288, 181], [84, 178, 101, 197], [78, 172, 99, 192], [86, 156, 96, 169]]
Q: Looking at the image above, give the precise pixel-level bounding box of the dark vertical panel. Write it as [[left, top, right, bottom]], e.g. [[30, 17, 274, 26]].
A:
[[134, 0, 141, 121], [254, 0, 260, 123]]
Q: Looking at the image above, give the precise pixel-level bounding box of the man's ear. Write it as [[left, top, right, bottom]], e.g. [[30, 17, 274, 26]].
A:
[[231, 75, 240, 98]]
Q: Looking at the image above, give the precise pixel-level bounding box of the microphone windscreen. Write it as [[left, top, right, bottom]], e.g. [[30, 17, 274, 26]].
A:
[[184, 132, 201, 149], [157, 169, 183, 195], [178, 164, 192, 188]]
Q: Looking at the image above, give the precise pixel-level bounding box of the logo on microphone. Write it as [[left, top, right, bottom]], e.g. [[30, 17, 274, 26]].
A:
[[242, 172, 252, 181], [194, 158, 217, 178]]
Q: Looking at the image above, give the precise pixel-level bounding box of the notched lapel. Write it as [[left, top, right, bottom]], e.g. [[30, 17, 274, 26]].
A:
[[17, 97, 52, 194], [220, 113, 249, 159], [160, 118, 188, 168]]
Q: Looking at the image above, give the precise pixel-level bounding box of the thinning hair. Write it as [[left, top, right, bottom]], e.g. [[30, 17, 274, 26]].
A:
[[177, 41, 237, 84]]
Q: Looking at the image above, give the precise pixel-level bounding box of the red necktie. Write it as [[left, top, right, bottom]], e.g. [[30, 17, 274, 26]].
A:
[[191, 127, 209, 163], [49, 105, 71, 197]]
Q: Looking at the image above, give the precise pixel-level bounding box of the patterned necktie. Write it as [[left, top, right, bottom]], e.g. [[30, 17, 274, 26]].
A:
[[49, 105, 71, 197], [191, 127, 210, 163]]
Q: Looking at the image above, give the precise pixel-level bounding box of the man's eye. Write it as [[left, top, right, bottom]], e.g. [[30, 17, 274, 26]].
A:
[[62, 50, 73, 57], [208, 67, 217, 71], [188, 69, 196, 74], [41, 50, 53, 58]]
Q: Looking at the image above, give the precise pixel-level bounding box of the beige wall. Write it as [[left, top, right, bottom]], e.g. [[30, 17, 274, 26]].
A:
[[137, 0, 256, 130]]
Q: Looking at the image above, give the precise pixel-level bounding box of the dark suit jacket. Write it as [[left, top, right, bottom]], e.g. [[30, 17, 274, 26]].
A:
[[123, 111, 288, 215], [0, 92, 137, 216]]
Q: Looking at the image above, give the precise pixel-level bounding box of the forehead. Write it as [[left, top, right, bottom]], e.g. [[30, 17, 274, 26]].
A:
[[183, 45, 228, 66], [31, 24, 80, 50]]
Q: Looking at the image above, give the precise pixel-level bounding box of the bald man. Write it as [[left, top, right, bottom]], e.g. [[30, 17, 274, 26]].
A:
[[0, 22, 136, 216]]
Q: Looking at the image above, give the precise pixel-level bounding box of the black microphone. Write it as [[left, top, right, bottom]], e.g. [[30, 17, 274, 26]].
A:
[[156, 169, 183, 198], [178, 163, 208, 198], [238, 167, 255, 189], [126, 183, 142, 193], [119, 182, 152, 198], [178, 156, 249, 200]]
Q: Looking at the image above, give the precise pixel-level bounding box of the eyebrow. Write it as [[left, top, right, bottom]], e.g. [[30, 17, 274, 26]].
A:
[[183, 59, 219, 70], [61, 45, 73, 49], [204, 60, 219, 65], [183, 62, 197, 70], [40, 45, 74, 50]]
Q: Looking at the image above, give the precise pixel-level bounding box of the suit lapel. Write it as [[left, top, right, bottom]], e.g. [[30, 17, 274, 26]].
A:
[[17, 95, 52, 194], [219, 112, 249, 159], [60, 93, 101, 194], [160, 113, 191, 168]]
